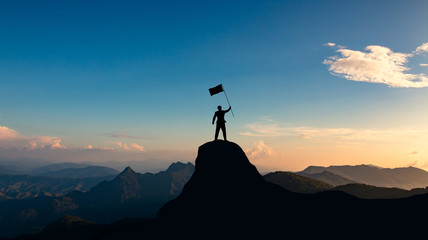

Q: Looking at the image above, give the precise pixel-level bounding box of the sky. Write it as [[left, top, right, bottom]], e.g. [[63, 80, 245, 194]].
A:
[[1, 0, 428, 172]]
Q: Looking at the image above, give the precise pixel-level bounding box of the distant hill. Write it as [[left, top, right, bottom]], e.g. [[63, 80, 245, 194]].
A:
[[296, 170, 355, 186], [263, 171, 428, 199], [331, 183, 428, 199], [83, 162, 194, 208], [0, 174, 115, 200], [0, 165, 21, 175], [39, 166, 119, 178], [83, 159, 188, 175], [0, 158, 51, 174], [299, 164, 428, 189], [263, 171, 332, 193], [29, 163, 92, 175], [0, 162, 194, 238]]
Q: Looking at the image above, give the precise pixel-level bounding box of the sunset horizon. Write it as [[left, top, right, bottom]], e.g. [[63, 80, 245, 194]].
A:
[[2, 0, 428, 173], [3, 1, 428, 238]]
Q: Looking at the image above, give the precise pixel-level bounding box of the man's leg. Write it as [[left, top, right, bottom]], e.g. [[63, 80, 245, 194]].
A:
[[215, 124, 220, 140], [222, 125, 227, 141]]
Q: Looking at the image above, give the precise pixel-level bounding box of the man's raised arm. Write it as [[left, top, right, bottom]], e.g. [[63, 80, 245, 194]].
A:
[[226, 106, 231, 112]]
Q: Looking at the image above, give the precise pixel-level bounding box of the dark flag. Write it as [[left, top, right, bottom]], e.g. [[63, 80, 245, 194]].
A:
[[209, 84, 224, 96], [209, 83, 234, 117]]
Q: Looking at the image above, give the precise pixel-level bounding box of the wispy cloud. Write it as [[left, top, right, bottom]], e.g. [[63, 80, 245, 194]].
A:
[[324, 42, 346, 48], [0, 124, 67, 150], [115, 142, 145, 152], [245, 141, 275, 159], [84, 145, 114, 150], [241, 122, 428, 143], [100, 131, 155, 140], [323, 43, 428, 88], [420, 63, 428, 67], [415, 42, 428, 54], [107, 133, 140, 139]]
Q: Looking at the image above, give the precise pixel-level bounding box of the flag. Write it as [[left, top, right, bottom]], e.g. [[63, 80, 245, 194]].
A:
[[209, 84, 224, 96]]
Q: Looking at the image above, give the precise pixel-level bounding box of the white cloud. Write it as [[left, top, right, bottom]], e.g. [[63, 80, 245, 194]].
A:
[[415, 42, 428, 54], [324, 44, 428, 88], [115, 142, 145, 152], [51, 142, 67, 149], [245, 141, 275, 159], [130, 143, 145, 152], [0, 124, 66, 150], [324, 42, 346, 49], [420, 63, 428, 67]]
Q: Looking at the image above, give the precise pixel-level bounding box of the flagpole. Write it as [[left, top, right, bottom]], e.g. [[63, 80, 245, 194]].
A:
[[223, 90, 234, 117]]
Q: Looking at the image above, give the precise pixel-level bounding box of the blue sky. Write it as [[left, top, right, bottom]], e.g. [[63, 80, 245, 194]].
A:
[[1, 0, 428, 171]]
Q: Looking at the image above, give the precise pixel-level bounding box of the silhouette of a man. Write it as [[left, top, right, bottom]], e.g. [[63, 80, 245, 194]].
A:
[[212, 105, 231, 141]]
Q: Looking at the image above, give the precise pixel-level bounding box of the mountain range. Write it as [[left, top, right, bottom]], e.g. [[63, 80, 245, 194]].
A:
[[0, 158, 184, 176], [0, 174, 115, 200], [298, 164, 428, 189], [36, 166, 119, 178], [21, 140, 425, 239], [0, 162, 194, 238], [263, 171, 332, 193], [0, 164, 119, 201], [263, 171, 428, 199], [29, 163, 93, 175], [5, 143, 428, 238]]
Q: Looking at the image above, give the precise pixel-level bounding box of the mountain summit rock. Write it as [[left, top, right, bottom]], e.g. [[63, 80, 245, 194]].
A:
[[157, 140, 305, 237]]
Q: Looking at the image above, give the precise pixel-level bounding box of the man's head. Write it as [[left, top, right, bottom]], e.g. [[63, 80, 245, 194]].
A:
[[217, 105, 222, 110]]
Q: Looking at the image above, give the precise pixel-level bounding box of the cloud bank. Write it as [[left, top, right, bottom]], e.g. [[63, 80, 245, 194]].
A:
[[0, 124, 66, 150], [245, 141, 275, 159], [115, 142, 145, 152], [324, 43, 428, 88]]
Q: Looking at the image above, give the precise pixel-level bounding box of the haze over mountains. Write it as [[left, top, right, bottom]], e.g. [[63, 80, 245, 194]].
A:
[[3, 145, 428, 238], [0, 158, 184, 176], [0, 162, 194, 237], [0, 163, 120, 201], [16, 140, 425, 239], [298, 164, 428, 189], [0, 174, 115, 200]]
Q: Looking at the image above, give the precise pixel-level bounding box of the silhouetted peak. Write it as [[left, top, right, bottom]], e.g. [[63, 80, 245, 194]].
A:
[[301, 166, 325, 174], [160, 141, 265, 195], [157, 140, 293, 226], [119, 166, 136, 176], [166, 162, 194, 172], [192, 140, 263, 180]]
